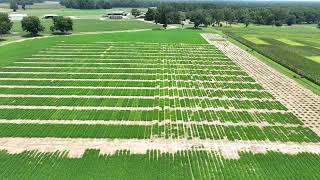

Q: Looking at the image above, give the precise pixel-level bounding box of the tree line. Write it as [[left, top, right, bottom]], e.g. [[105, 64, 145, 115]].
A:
[[59, 0, 112, 9], [144, 2, 320, 28], [0, 13, 73, 37]]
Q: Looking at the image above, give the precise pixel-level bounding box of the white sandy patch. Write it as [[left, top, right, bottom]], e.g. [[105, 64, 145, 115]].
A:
[[0, 105, 287, 113], [0, 119, 300, 128], [1, 138, 319, 159]]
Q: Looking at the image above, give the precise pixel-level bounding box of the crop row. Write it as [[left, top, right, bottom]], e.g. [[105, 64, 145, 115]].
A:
[[0, 123, 317, 142], [0, 80, 264, 90], [0, 150, 319, 179], [0, 109, 302, 124], [0, 74, 254, 82], [0, 88, 275, 99], [0, 97, 286, 110]]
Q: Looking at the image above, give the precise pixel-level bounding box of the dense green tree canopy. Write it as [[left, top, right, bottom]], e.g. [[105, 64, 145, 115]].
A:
[[0, 13, 13, 35], [50, 16, 73, 33], [21, 16, 44, 36]]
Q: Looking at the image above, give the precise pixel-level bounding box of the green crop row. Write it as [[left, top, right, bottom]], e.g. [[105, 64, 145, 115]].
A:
[[0, 109, 301, 124], [0, 150, 319, 179], [0, 88, 274, 99], [0, 123, 317, 142]]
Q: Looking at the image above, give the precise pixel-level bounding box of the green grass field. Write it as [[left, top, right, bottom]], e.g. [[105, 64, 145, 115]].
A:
[[0, 29, 319, 178], [219, 25, 320, 85]]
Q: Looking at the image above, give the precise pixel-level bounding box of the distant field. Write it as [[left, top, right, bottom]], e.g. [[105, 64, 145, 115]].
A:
[[10, 19, 159, 35], [220, 25, 320, 85], [0, 2, 146, 19]]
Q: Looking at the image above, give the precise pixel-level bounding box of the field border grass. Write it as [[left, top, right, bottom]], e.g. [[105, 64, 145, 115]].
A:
[[214, 29, 320, 95]]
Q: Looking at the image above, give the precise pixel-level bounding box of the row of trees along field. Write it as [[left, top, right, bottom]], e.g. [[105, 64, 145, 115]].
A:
[[145, 2, 320, 28], [0, 13, 73, 37]]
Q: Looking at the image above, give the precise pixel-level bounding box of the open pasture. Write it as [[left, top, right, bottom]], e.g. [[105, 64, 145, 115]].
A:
[[220, 25, 320, 85]]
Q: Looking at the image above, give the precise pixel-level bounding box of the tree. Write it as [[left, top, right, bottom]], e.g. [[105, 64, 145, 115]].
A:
[[0, 13, 13, 36], [190, 10, 205, 28], [224, 8, 235, 26], [318, 23, 320, 29], [131, 9, 140, 18], [50, 16, 73, 33], [10, 0, 18, 12], [286, 15, 296, 26], [213, 9, 224, 26], [95, 0, 111, 9], [145, 8, 156, 21], [156, 4, 174, 29], [243, 13, 251, 27], [21, 16, 44, 36]]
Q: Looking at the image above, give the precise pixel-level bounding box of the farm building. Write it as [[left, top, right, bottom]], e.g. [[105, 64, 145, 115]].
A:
[[43, 14, 58, 19], [103, 11, 128, 19], [8, 13, 27, 21]]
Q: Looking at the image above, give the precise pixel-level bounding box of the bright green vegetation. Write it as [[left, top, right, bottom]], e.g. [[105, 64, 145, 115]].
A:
[[0, 123, 318, 142], [0, 29, 319, 178], [0, 30, 318, 142], [307, 56, 320, 63], [220, 25, 320, 85], [1, 150, 320, 179]]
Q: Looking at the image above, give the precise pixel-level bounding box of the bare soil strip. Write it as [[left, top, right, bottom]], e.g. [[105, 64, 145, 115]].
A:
[[0, 94, 275, 102], [0, 119, 300, 128], [1, 138, 319, 159], [0, 85, 268, 92], [0, 105, 287, 113], [201, 33, 320, 135]]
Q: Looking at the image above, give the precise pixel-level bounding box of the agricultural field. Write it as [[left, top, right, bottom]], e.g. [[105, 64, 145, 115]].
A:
[[220, 25, 320, 85], [0, 29, 319, 179], [0, 2, 154, 44]]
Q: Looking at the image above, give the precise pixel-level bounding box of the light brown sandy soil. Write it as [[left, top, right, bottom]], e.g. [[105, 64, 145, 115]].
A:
[[0, 119, 300, 128], [201, 33, 320, 135], [1, 138, 319, 159], [0, 85, 267, 92], [0, 105, 286, 114]]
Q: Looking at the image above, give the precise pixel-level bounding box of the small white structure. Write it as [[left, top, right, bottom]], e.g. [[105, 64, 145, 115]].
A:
[[43, 14, 58, 19], [9, 13, 27, 21], [103, 11, 128, 19], [137, 13, 146, 19]]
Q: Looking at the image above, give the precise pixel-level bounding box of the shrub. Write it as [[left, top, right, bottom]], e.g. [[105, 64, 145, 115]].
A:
[[50, 16, 73, 33], [275, 21, 283, 27], [21, 16, 44, 36]]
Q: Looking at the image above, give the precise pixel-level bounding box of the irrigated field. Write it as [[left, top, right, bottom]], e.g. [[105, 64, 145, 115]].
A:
[[0, 30, 319, 179], [220, 25, 320, 85]]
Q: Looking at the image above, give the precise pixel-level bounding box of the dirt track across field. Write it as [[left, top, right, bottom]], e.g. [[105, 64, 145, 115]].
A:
[[201, 33, 320, 135], [1, 138, 320, 159]]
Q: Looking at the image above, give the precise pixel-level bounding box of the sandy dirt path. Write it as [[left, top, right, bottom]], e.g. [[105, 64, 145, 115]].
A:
[[201, 33, 320, 135], [1, 138, 319, 159]]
